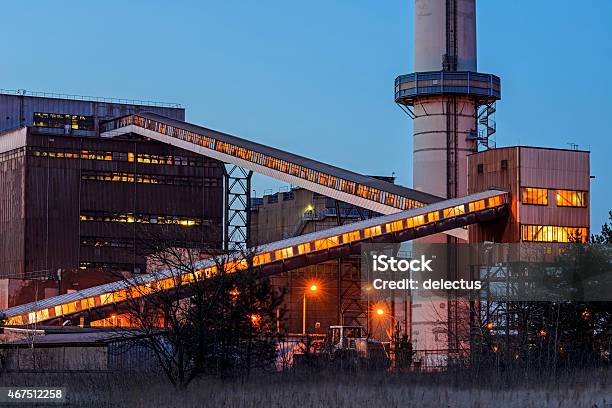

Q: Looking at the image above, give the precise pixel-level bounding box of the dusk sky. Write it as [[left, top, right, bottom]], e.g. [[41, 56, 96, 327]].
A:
[[2, 1, 610, 230]]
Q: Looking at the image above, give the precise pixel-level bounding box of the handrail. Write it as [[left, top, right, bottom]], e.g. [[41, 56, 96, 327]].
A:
[[0, 88, 183, 108]]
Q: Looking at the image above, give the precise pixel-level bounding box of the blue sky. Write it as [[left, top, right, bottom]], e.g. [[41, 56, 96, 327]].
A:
[[1, 1, 610, 231]]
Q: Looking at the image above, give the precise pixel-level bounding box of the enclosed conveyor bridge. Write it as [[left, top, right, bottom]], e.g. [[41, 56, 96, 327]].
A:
[[100, 113, 441, 214], [2, 190, 508, 326]]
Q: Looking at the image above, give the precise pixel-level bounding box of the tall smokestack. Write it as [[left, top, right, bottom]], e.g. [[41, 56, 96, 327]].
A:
[[393, 0, 501, 360], [395, 0, 500, 199]]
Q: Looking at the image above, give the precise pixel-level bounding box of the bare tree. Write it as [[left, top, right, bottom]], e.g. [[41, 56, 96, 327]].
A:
[[107, 227, 285, 388]]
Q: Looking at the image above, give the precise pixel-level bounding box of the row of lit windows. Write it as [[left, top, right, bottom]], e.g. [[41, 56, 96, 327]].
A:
[[8, 194, 507, 326], [521, 225, 588, 243], [79, 261, 143, 271], [28, 148, 206, 167], [81, 237, 134, 248], [80, 212, 202, 227], [521, 187, 587, 208], [33, 112, 95, 131], [103, 115, 426, 211], [81, 171, 218, 187]]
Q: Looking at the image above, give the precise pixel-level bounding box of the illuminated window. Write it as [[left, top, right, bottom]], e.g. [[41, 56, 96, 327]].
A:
[[314, 236, 339, 250], [364, 225, 382, 239], [556, 190, 587, 207], [81, 297, 95, 310], [468, 200, 485, 212], [406, 215, 425, 228], [33, 112, 94, 131], [80, 212, 202, 227], [521, 225, 588, 243], [488, 195, 503, 207], [521, 188, 548, 205], [100, 293, 114, 304], [64, 302, 76, 314], [385, 220, 404, 233], [427, 211, 440, 222], [342, 231, 361, 243], [443, 205, 465, 218], [274, 247, 294, 260], [253, 253, 272, 266], [298, 243, 312, 254]]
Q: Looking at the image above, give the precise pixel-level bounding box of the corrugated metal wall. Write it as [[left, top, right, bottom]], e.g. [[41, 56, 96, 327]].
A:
[[519, 147, 590, 228], [468, 146, 590, 243], [467, 147, 519, 242], [20, 134, 223, 280], [1, 130, 224, 283], [0, 146, 26, 275]]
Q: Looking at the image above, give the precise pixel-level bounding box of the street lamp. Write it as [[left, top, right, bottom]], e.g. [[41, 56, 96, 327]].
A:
[[302, 282, 318, 335], [374, 305, 399, 341]]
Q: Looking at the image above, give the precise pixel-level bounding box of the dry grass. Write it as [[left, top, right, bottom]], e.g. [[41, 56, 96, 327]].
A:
[[1, 368, 610, 407]]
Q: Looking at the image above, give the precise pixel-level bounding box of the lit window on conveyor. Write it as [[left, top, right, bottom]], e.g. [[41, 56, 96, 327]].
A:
[[385, 220, 404, 233], [443, 205, 466, 218], [468, 200, 486, 212], [298, 243, 312, 254], [488, 196, 502, 207], [427, 211, 440, 222], [407, 215, 425, 228], [364, 226, 382, 239], [342, 231, 360, 243]]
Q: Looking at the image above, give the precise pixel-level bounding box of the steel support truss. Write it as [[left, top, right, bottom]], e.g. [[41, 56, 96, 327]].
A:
[[224, 165, 253, 252]]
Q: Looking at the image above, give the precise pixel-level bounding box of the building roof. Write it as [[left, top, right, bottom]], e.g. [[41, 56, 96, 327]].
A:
[[467, 145, 590, 155], [0, 88, 183, 109]]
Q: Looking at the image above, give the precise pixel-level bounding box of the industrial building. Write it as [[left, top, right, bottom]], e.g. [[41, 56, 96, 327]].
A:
[[468, 146, 589, 243], [251, 184, 387, 334], [0, 91, 225, 309], [0, 0, 593, 368]]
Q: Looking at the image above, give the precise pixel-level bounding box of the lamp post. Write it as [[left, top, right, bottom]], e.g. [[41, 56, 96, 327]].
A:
[[375, 306, 399, 341], [302, 283, 318, 335], [376, 306, 404, 368]]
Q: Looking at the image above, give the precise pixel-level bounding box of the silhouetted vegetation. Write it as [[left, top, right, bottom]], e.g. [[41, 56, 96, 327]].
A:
[[113, 228, 285, 389]]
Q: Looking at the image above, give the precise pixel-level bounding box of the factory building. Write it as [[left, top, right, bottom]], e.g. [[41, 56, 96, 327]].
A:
[[468, 146, 590, 243], [0, 2, 593, 369], [250, 185, 384, 334], [0, 91, 225, 309]]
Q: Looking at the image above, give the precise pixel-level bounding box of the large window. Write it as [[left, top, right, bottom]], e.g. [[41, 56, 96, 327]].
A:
[[521, 187, 548, 205], [521, 225, 588, 243], [556, 190, 587, 207]]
